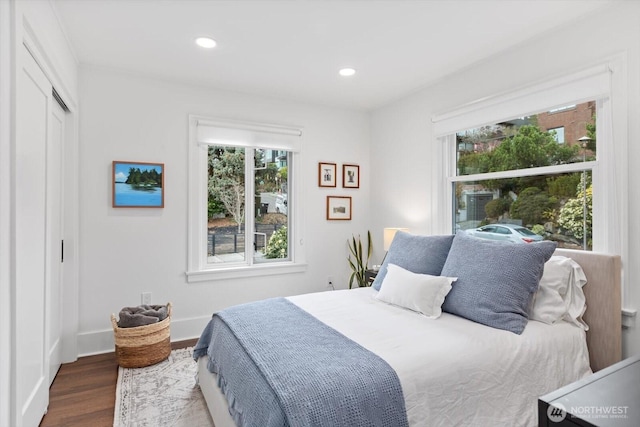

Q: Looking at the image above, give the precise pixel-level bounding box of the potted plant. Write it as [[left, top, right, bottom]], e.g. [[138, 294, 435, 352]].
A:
[[347, 230, 372, 288]]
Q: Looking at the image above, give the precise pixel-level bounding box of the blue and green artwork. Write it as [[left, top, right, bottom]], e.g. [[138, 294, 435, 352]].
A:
[[113, 161, 164, 207]]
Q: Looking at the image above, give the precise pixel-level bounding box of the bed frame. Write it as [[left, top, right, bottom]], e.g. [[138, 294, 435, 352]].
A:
[[554, 249, 621, 372], [198, 249, 622, 427]]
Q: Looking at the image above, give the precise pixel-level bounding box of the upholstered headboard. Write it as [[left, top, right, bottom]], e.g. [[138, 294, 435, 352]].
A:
[[554, 249, 621, 372]]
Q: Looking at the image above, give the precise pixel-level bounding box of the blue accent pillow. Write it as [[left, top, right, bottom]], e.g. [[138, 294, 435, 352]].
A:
[[441, 231, 557, 334], [371, 232, 454, 291]]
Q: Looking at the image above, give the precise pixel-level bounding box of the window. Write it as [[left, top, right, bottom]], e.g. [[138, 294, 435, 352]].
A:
[[187, 116, 306, 281], [453, 104, 595, 250], [207, 146, 291, 264], [549, 126, 565, 143], [434, 62, 623, 257]]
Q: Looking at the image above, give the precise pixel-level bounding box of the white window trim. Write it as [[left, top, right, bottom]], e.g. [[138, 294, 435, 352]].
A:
[[449, 161, 597, 184], [433, 56, 629, 307], [186, 115, 307, 282], [432, 63, 611, 137]]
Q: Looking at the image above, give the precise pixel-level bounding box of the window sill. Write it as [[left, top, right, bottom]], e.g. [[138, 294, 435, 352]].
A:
[[186, 262, 308, 283]]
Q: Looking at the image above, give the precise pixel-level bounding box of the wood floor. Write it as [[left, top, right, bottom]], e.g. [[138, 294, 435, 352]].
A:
[[39, 339, 198, 427]]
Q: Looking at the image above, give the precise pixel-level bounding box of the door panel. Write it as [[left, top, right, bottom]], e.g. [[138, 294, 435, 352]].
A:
[[47, 100, 65, 385], [15, 44, 51, 427]]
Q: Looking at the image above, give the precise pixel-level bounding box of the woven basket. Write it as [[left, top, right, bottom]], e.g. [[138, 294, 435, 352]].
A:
[[111, 303, 172, 368]]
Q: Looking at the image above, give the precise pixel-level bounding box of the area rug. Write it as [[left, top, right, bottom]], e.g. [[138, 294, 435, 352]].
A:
[[113, 347, 215, 427]]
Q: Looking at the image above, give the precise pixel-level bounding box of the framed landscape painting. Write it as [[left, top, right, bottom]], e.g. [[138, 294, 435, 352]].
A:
[[112, 161, 164, 208]]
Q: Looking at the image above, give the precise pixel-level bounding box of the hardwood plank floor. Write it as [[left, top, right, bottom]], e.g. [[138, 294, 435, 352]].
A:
[[39, 339, 198, 427]]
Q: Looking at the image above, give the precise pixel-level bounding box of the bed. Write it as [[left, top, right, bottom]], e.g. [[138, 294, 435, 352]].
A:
[[194, 232, 621, 427]]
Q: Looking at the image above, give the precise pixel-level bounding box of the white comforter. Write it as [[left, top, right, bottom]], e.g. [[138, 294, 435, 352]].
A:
[[289, 287, 591, 427]]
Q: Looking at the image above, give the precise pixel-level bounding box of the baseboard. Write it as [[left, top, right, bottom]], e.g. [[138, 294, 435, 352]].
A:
[[77, 315, 211, 357]]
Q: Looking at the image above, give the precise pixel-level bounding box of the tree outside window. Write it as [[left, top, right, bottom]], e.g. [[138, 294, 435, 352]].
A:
[[207, 146, 290, 262]]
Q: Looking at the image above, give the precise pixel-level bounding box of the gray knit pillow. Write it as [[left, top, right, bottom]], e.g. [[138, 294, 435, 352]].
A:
[[372, 232, 454, 291], [441, 231, 556, 334]]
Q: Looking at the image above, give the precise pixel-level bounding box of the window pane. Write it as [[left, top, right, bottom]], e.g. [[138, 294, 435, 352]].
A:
[[456, 101, 596, 176], [207, 146, 246, 263], [255, 150, 290, 263], [549, 127, 565, 144], [454, 171, 592, 250]]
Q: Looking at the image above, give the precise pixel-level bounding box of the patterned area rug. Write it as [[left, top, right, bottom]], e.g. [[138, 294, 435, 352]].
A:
[[113, 347, 215, 427]]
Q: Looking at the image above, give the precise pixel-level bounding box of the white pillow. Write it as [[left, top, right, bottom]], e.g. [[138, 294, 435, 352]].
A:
[[375, 263, 456, 318], [530, 256, 588, 330]]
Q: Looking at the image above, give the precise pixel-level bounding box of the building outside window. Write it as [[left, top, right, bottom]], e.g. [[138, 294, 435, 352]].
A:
[[541, 102, 595, 145]]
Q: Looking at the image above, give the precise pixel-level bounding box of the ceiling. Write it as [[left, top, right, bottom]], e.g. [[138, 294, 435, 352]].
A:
[[52, 0, 614, 110]]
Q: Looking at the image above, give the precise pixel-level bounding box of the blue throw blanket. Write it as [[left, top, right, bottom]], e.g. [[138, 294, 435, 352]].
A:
[[193, 297, 408, 427]]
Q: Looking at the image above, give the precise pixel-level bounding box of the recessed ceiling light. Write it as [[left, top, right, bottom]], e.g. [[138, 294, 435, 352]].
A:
[[339, 68, 356, 77], [195, 37, 217, 49]]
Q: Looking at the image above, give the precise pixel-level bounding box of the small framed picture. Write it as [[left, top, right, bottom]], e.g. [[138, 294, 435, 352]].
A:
[[318, 162, 337, 187], [113, 161, 165, 208], [326, 196, 352, 220], [342, 164, 360, 188]]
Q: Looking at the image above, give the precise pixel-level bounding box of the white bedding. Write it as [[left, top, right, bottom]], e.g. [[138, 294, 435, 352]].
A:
[[287, 287, 591, 427], [197, 286, 592, 427]]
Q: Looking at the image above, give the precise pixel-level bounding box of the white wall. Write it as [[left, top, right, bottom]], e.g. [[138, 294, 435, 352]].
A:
[[370, 2, 640, 357], [19, 0, 78, 104], [77, 66, 372, 355], [0, 3, 13, 426]]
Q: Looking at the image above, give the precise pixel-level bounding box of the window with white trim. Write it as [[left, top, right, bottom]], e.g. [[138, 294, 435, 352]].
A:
[[452, 102, 595, 249], [187, 116, 306, 282], [434, 63, 620, 255]]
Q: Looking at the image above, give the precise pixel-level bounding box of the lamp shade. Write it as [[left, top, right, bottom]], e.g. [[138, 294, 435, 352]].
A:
[[383, 228, 409, 251]]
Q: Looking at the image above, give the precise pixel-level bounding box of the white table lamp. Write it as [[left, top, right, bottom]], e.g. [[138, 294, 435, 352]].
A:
[[380, 228, 409, 266], [384, 227, 408, 251]]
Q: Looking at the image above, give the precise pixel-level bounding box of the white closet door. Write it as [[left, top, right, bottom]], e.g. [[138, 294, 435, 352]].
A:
[[47, 100, 65, 385], [15, 44, 52, 427]]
